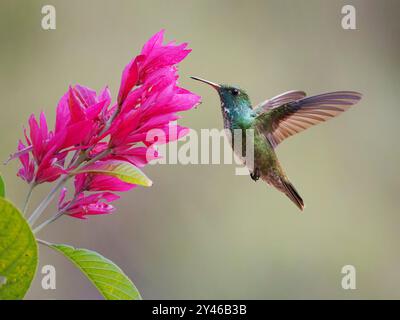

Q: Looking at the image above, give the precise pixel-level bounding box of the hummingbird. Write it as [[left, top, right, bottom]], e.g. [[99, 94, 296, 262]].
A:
[[191, 76, 362, 211]]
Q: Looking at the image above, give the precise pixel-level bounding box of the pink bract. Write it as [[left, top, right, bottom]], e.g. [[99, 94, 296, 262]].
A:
[[11, 30, 200, 219]]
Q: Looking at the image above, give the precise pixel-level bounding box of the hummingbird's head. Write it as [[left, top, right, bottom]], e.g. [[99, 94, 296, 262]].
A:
[[190, 76, 252, 112]]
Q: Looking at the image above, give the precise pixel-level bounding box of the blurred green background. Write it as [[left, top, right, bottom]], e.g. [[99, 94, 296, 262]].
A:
[[1, 0, 399, 299]]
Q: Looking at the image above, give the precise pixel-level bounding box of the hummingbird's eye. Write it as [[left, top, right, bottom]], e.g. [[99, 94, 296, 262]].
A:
[[231, 88, 240, 96]]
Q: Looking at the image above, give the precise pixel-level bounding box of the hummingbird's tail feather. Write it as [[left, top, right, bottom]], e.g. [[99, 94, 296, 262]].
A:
[[282, 179, 304, 211]]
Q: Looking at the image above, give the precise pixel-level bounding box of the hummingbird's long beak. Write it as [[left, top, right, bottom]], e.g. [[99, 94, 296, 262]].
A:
[[190, 76, 221, 90]]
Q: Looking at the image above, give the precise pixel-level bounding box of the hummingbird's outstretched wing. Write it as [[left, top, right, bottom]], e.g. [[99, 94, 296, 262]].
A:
[[255, 91, 362, 148], [253, 90, 306, 114]]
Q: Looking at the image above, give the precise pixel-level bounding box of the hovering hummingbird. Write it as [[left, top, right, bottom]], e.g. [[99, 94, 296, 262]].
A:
[[191, 76, 362, 211]]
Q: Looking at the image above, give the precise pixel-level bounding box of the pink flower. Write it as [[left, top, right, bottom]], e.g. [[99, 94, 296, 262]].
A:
[[74, 172, 136, 193], [110, 67, 200, 149], [110, 146, 160, 167], [58, 188, 119, 220], [55, 85, 112, 145], [10, 30, 201, 220], [117, 29, 191, 106], [16, 140, 34, 183], [11, 112, 92, 184]]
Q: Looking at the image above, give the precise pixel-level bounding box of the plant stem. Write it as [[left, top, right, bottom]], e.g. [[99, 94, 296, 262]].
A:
[[28, 148, 112, 227], [27, 176, 68, 226], [70, 149, 112, 174], [22, 183, 35, 216], [101, 106, 120, 137], [33, 211, 64, 234], [36, 238, 51, 247], [33, 193, 79, 234]]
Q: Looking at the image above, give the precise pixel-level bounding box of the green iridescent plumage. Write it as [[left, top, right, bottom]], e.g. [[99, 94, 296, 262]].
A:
[[191, 76, 362, 211]]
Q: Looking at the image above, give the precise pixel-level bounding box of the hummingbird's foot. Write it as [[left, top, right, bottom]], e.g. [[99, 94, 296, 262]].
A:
[[250, 168, 260, 182]]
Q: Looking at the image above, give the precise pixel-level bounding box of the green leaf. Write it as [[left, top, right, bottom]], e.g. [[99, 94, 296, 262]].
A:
[[78, 160, 152, 187], [0, 174, 5, 198], [48, 243, 142, 300], [0, 198, 38, 299]]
